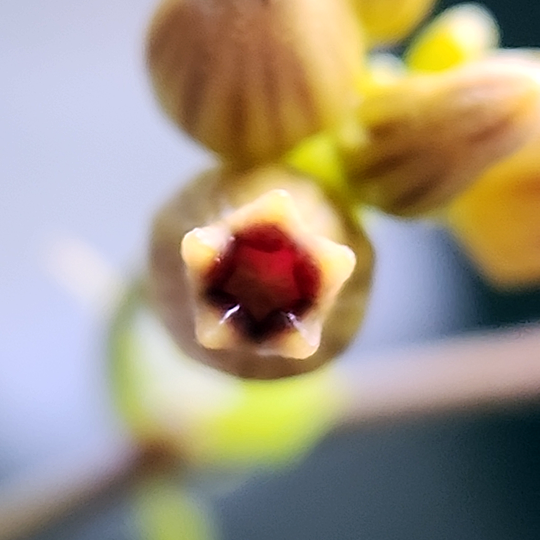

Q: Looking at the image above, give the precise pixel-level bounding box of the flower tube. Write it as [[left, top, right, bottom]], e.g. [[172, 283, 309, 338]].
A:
[[149, 166, 373, 379]]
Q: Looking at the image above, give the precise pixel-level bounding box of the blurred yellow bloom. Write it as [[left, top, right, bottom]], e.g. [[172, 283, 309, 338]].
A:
[[117, 2, 540, 485], [337, 3, 540, 287], [353, 0, 435, 46], [444, 52, 540, 288], [405, 3, 499, 72], [447, 132, 540, 288], [356, 3, 498, 91]]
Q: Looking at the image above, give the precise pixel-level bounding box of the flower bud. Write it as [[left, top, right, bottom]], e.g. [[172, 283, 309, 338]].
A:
[[146, 0, 364, 166], [341, 58, 540, 216], [149, 166, 373, 379]]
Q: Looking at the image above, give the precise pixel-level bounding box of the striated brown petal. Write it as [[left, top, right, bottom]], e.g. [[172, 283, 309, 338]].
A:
[[342, 57, 540, 217], [146, 0, 364, 165], [149, 166, 373, 379]]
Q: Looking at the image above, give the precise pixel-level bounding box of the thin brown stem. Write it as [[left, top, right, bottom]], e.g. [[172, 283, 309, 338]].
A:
[[338, 325, 540, 426], [0, 439, 177, 540], [1, 326, 539, 539]]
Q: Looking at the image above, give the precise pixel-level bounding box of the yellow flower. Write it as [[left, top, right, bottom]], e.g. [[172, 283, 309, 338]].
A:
[[447, 119, 540, 288], [405, 3, 499, 72], [124, 1, 540, 477], [352, 0, 436, 46], [396, 6, 540, 288]]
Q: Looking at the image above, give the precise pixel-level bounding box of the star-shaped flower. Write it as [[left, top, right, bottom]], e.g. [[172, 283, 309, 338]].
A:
[[181, 189, 356, 359]]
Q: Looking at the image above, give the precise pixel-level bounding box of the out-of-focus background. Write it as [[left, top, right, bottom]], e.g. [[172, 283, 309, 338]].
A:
[[1, 0, 539, 538]]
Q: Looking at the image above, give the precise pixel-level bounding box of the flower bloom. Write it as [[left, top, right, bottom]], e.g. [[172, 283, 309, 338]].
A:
[[340, 2, 540, 288], [146, 0, 540, 383]]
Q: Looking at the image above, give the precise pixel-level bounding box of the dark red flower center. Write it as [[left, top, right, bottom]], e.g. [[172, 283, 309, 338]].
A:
[[204, 224, 321, 342]]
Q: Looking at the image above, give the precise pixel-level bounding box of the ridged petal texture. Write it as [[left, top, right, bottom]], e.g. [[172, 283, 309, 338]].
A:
[[147, 0, 363, 165], [340, 58, 540, 216], [447, 131, 540, 288]]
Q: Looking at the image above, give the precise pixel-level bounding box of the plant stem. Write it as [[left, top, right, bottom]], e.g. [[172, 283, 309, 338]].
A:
[[1, 326, 539, 539]]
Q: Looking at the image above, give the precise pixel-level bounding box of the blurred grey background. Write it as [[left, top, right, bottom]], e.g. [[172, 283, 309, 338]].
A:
[[1, 0, 539, 538]]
